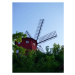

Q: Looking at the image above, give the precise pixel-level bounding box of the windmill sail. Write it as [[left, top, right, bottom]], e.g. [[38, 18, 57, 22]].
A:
[[34, 19, 44, 40], [38, 31, 57, 44], [37, 45, 44, 52], [25, 31, 32, 38]]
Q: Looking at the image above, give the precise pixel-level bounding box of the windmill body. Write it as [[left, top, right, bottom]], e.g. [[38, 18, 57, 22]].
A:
[[15, 19, 57, 53], [15, 38, 37, 53]]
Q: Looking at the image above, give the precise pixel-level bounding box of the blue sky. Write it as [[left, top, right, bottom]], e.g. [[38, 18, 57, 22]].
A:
[[13, 2, 64, 52]]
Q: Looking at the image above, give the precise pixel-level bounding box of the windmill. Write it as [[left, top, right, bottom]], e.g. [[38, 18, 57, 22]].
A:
[[15, 19, 57, 52]]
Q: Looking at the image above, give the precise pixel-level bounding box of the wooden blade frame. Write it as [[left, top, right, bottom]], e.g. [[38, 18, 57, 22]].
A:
[[37, 45, 44, 52], [25, 31, 32, 38], [34, 19, 44, 40], [37, 31, 57, 44]]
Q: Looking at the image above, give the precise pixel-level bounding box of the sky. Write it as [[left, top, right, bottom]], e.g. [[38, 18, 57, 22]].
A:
[[12, 2, 64, 52]]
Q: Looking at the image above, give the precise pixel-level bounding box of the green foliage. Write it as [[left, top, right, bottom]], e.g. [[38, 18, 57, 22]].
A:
[[13, 44, 26, 55], [13, 43, 64, 72], [12, 31, 27, 43], [53, 43, 61, 55], [12, 31, 27, 55], [46, 46, 49, 53]]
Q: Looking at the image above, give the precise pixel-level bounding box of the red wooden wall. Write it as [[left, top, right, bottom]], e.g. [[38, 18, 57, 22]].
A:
[[15, 38, 37, 52]]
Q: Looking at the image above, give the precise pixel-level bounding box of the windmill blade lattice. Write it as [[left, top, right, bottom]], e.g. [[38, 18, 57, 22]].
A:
[[25, 31, 32, 38], [37, 45, 44, 52], [38, 31, 57, 44], [34, 19, 44, 40]]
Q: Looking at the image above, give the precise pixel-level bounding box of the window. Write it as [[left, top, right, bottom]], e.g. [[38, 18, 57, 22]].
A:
[[33, 43, 35, 46], [16, 50, 19, 53], [18, 42, 20, 44], [26, 41, 29, 43]]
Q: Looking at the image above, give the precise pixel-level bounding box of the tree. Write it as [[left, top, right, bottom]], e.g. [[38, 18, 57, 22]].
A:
[[46, 46, 49, 53], [53, 43, 60, 55], [12, 31, 27, 55], [12, 31, 27, 43]]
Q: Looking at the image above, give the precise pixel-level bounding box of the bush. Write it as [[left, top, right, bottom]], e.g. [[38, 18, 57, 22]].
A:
[[13, 43, 64, 72]]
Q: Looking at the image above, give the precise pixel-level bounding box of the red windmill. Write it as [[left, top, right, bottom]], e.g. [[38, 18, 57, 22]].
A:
[[15, 19, 57, 53]]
